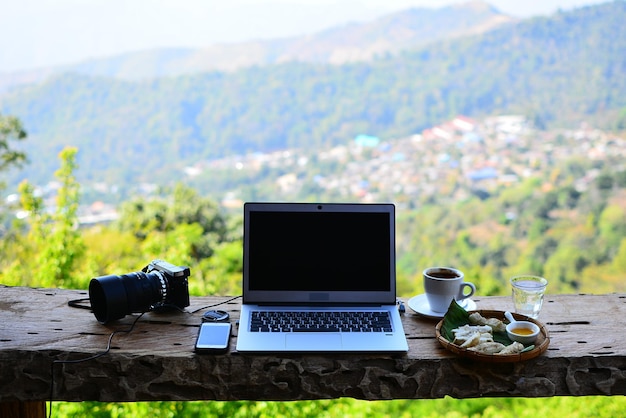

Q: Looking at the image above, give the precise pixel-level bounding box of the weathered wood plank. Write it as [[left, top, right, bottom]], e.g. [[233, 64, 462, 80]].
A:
[[0, 401, 45, 418], [1, 285, 625, 402]]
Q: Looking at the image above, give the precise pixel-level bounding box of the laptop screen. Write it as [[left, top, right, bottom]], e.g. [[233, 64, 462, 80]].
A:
[[243, 202, 396, 305]]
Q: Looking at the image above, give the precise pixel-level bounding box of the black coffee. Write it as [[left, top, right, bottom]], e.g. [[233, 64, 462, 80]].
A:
[[429, 271, 459, 279]]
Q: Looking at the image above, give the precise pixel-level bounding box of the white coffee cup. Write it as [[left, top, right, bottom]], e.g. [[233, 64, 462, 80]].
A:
[[423, 267, 476, 313]]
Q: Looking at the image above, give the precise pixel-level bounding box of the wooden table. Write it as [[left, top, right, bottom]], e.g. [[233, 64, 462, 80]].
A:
[[1, 285, 625, 413]]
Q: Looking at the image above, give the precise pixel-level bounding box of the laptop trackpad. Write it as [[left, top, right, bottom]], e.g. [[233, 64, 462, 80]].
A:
[[286, 333, 343, 351]]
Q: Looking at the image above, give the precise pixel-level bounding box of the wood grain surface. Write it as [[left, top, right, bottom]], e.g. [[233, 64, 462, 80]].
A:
[[1, 285, 625, 402]]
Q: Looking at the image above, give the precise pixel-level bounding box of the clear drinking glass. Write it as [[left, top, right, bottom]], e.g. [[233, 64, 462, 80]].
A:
[[510, 275, 548, 319]]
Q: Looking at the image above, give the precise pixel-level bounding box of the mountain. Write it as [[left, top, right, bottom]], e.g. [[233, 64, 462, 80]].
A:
[[1, 1, 625, 190], [0, 1, 514, 90]]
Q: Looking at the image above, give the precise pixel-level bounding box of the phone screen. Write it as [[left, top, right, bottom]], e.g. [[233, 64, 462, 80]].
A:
[[195, 322, 231, 352]]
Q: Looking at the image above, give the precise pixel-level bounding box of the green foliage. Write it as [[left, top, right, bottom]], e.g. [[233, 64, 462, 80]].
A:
[[0, 113, 27, 173], [50, 396, 626, 417], [0, 113, 28, 230], [79, 227, 143, 277], [396, 163, 626, 296], [115, 183, 228, 259], [106, 183, 242, 295], [613, 238, 626, 272], [196, 240, 243, 296], [1, 147, 85, 287], [598, 204, 626, 249]]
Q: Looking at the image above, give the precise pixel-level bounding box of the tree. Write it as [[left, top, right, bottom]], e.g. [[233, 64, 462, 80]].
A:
[[115, 183, 229, 261], [0, 114, 28, 232], [109, 183, 242, 296], [6, 147, 85, 287], [0, 113, 27, 175], [598, 204, 626, 252]]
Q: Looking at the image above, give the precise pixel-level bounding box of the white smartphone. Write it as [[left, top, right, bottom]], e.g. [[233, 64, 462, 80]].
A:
[[194, 322, 231, 354]]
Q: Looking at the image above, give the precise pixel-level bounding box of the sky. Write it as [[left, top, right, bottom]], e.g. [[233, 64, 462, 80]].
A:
[[0, 0, 611, 73]]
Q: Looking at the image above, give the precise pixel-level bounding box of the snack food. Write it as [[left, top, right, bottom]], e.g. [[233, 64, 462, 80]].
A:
[[451, 322, 525, 355], [468, 312, 506, 332], [435, 302, 550, 363]]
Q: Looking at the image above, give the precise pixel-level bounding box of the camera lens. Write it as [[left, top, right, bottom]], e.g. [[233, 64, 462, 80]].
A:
[[89, 271, 167, 323]]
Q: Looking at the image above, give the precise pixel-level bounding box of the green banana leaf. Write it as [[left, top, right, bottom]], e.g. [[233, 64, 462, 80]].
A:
[[440, 300, 534, 352]]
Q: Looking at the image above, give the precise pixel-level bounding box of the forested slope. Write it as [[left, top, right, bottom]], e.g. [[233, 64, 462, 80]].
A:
[[1, 2, 625, 187]]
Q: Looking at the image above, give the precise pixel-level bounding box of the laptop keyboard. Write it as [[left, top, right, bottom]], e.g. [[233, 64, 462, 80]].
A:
[[250, 311, 393, 333]]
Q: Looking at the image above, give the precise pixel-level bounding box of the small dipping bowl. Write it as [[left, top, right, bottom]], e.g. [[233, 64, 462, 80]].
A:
[[505, 317, 540, 344]]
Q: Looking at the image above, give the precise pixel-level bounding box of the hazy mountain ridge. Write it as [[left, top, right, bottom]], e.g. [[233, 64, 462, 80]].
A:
[[1, 1, 625, 190], [266, 1, 515, 66], [0, 1, 514, 89]]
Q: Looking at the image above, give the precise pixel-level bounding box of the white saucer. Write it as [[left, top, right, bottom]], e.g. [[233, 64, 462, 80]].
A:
[[407, 294, 477, 319]]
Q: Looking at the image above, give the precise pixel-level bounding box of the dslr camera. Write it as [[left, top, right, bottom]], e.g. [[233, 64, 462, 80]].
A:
[[89, 259, 190, 324]]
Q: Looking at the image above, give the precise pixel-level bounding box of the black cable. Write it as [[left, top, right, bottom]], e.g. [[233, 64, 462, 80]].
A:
[[68, 295, 242, 314], [49, 295, 242, 417], [67, 297, 91, 310], [189, 295, 242, 314], [48, 312, 145, 418]]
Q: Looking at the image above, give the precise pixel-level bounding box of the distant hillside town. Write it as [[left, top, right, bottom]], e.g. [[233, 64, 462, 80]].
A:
[[6, 113, 624, 227], [185, 114, 625, 210]]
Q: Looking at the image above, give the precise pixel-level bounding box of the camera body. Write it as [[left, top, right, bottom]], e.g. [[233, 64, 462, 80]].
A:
[[89, 259, 191, 324], [142, 259, 190, 310]]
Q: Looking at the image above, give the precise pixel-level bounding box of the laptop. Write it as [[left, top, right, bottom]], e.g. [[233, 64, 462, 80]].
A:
[[236, 202, 408, 353]]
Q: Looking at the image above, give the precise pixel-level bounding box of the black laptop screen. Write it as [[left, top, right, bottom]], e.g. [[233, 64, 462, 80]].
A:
[[247, 210, 392, 293]]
